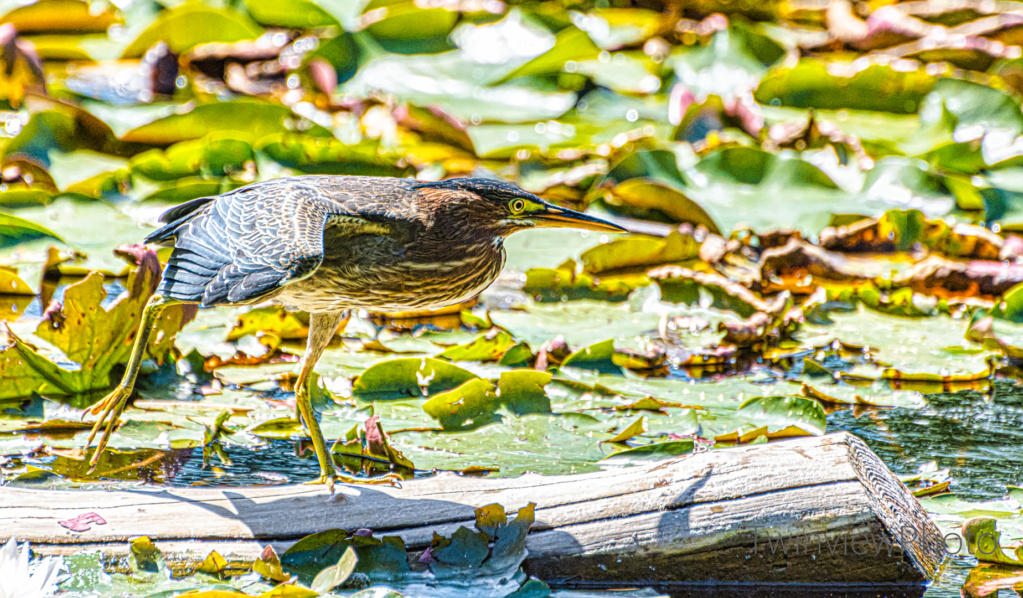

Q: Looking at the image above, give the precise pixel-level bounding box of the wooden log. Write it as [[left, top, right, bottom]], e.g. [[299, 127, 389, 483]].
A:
[[0, 432, 946, 586]]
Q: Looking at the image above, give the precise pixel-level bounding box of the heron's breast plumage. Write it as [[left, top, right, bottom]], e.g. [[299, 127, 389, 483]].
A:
[[275, 242, 506, 313]]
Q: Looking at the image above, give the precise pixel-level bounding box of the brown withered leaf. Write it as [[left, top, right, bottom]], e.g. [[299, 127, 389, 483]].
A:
[[820, 210, 1013, 260], [759, 238, 873, 293], [718, 312, 774, 347], [894, 256, 1023, 299], [649, 265, 788, 317]]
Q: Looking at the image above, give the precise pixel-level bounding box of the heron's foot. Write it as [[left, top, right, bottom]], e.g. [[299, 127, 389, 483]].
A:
[[302, 471, 403, 491], [84, 386, 133, 472]]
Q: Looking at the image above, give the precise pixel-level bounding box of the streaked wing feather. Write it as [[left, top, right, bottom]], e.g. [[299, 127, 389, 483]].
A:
[[154, 176, 414, 306]]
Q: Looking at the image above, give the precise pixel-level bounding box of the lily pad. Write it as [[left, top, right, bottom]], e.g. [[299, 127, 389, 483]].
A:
[[123, 5, 264, 57], [0, 213, 63, 248], [353, 357, 479, 400]]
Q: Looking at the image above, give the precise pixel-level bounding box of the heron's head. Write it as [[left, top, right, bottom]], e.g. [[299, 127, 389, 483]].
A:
[[413, 177, 626, 238]]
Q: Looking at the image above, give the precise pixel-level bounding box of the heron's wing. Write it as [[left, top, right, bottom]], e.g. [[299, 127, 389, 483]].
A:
[[147, 177, 414, 306]]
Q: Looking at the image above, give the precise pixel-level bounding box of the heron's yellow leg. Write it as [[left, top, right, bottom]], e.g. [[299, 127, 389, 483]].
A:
[[85, 294, 181, 472], [296, 312, 401, 491]]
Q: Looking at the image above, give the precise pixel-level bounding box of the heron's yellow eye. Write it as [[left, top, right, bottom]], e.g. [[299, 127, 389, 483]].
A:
[[510, 199, 526, 213]]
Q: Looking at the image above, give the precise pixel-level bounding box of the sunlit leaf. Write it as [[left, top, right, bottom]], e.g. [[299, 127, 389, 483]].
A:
[[120, 101, 329, 145], [243, 0, 339, 28], [580, 229, 702, 274], [422, 378, 501, 430], [353, 357, 479, 399], [253, 544, 288, 582], [601, 439, 694, 460], [364, 0, 458, 54], [129, 536, 164, 574], [123, 5, 264, 57], [500, 26, 600, 82], [756, 59, 937, 113], [963, 517, 1023, 566], [604, 416, 646, 443], [0, 249, 194, 400], [310, 546, 358, 594], [194, 550, 228, 575], [438, 330, 516, 362], [0, 213, 63, 248], [130, 136, 254, 181], [257, 134, 409, 176]]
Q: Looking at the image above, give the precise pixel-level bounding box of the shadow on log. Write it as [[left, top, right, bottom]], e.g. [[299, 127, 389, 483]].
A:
[[0, 432, 946, 588]]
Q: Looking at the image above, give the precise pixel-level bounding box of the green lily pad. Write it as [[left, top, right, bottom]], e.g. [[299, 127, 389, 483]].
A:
[[496, 370, 552, 416], [580, 229, 701, 274], [561, 339, 622, 375], [0, 213, 63, 248], [601, 439, 695, 461], [438, 330, 516, 362], [122, 5, 264, 57], [257, 134, 410, 176], [364, 0, 459, 54], [243, 0, 340, 28], [353, 357, 479, 400], [755, 59, 937, 114], [422, 378, 501, 430], [734, 395, 827, 436], [500, 26, 600, 82], [120, 101, 330, 145], [130, 136, 254, 181]]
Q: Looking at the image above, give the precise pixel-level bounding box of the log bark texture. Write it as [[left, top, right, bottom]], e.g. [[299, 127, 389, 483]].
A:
[[0, 432, 946, 586]]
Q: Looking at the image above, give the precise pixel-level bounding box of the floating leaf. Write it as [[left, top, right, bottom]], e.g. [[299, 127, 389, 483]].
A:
[[438, 330, 516, 362], [734, 395, 827, 436], [580, 229, 702, 274], [120, 101, 329, 145], [0, 249, 195, 400], [227, 306, 309, 341], [963, 518, 1023, 566], [130, 136, 254, 181], [243, 0, 339, 28], [501, 26, 600, 82], [601, 439, 695, 460], [129, 536, 163, 574], [604, 416, 646, 443], [353, 357, 479, 399], [123, 5, 264, 57], [755, 59, 936, 113], [195, 550, 228, 576], [496, 370, 552, 416], [257, 134, 410, 177], [422, 378, 501, 430], [253, 545, 288, 582], [0, 213, 63, 248], [0, 269, 34, 296], [310, 546, 358, 594]]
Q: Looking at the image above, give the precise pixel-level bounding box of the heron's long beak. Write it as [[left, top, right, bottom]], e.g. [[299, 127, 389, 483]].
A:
[[534, 204, 627, 233]]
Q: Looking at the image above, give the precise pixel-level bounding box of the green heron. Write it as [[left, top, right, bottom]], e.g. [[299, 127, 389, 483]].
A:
[[85, 175, 625, 487]]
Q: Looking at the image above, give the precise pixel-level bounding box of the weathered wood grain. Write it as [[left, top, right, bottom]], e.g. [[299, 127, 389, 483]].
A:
[[0, 432, 946, 585]]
